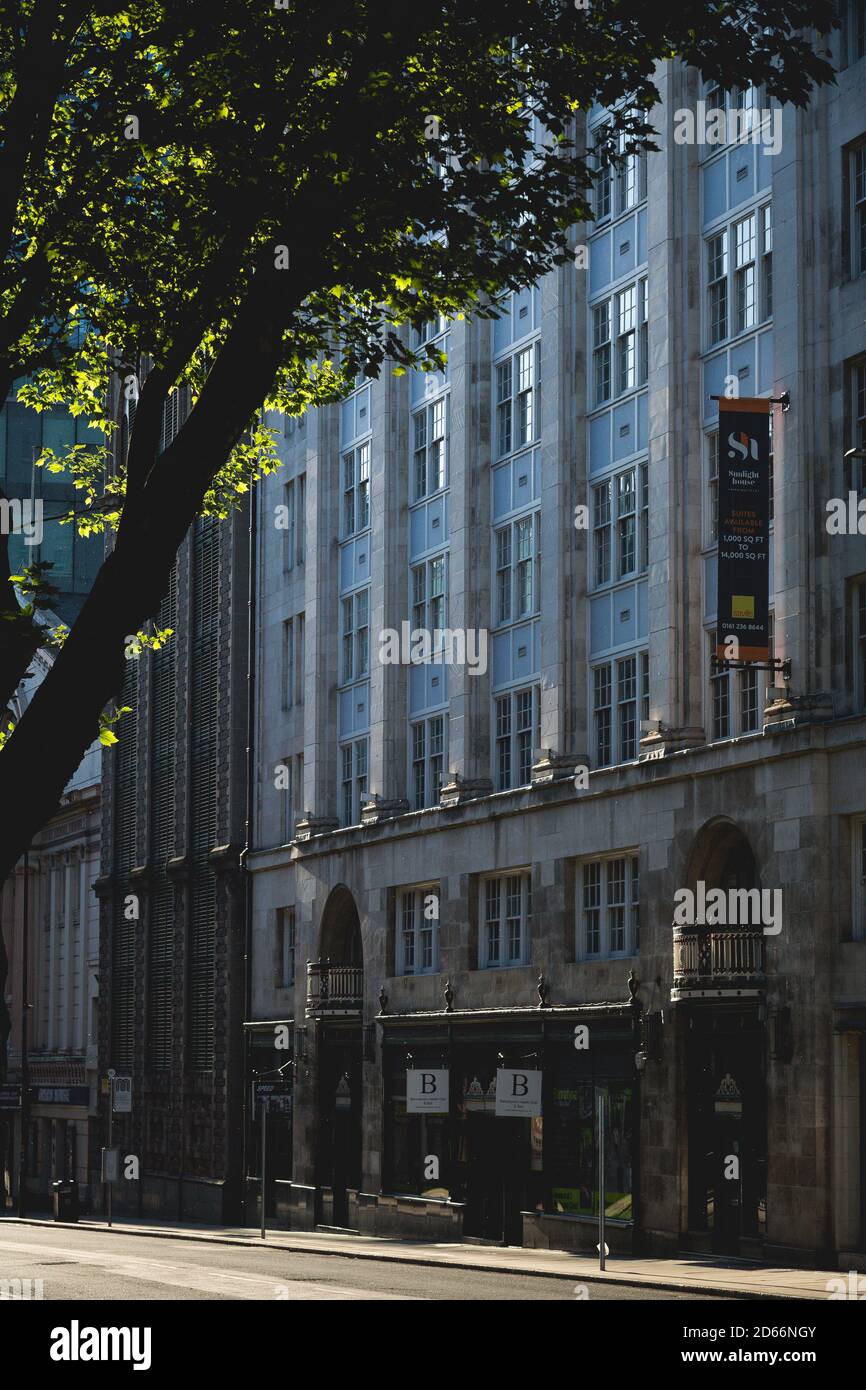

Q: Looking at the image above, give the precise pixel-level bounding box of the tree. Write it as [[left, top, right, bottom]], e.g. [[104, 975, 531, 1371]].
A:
[[0, 0, 837, 1044]]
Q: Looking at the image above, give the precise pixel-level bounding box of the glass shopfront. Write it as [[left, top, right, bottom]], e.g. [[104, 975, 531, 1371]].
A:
[[382, 1015, 637, 1244]]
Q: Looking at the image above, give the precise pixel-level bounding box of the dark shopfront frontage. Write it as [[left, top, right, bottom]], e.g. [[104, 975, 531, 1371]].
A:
[[379, 1006, 639, 1251]]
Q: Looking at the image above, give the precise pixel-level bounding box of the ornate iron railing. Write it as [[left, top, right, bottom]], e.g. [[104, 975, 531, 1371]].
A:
[[672, 927, 765, 996], [305, 958, 364, 1016]]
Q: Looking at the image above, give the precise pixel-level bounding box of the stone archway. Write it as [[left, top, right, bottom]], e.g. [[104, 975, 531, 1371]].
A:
[[678, 820, 768, 1257], [313, 885, 363, 1230], [318, 884, 363, 966], [682, 817, 760, 896]]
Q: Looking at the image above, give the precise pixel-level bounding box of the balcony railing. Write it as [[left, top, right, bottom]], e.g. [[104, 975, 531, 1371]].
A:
[[672, 927, 765, 1001], [305, 959, 364, 1017]]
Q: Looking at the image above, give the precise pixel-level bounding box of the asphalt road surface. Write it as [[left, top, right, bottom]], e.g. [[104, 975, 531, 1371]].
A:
[[0, 1224, 728, 1301]]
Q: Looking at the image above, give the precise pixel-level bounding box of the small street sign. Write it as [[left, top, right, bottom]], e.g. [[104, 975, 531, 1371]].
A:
[[112, 1076, 132, 1113], [101, 1148, 120, 1183]]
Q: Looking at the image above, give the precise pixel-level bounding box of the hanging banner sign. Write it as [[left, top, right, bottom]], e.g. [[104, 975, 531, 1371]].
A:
[[495, 1068, 542, 1117], [716, 397, 771, 661], [406, 1069, 449, 1114]]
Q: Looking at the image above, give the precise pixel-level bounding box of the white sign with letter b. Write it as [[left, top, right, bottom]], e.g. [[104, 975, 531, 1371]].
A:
[[406, 1069, 449, 1114], [495, 1068, 542, 1117]]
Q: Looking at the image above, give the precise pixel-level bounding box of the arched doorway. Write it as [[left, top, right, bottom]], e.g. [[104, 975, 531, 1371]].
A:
[[314, 886, 363, 1229], [679, 821, 768, 1256]]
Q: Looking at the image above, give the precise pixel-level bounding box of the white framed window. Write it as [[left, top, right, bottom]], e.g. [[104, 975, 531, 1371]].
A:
[[282, 618, 294, 710], [283, 480, 296, 571], [522, 103, 547, 171], [589, 118, 646, 222], [699, 80, 765, 150], [854, 817, 866, 942], [853, 579, 866, 710], [340, 589, 369, 685], [412, 315, 449, 350], [706, 431, 719, 544], [591, 462, 647, 589], [294, 752, 304, 826], [295, 613, 305, 705], [494, 511, 541, 625], [591, 653, 648, 766], [342, 441, 371, 537], [851, 0, 866, 61], [850, 360, 866, 494], [296, 473, 306, 564], [276, 907, 295, 988], [412, 396, 447, 500], [615, 128, 646, 214], [852, 143, 866, 277], [592, 300, 611, 405], [495, 342, 539, 458], [411, 714, 447, 810], [640, 651, 650, 730], [340, 738, 368, 827], [494, 685, 540, 790], [734, 212, 757, 333], [591, 123, 612, 221], [480, 871, 531, 968], [578, 854, 640, 959], [397, 885, 440, 975], [705, 204, 772, 347], [707, 620, 774, 740], [707, 231, 728, 344], [761, 205, 773, 320], [591, 277, 647, 408], [279, 752, 293, 841], [411, 555, 447, 639]]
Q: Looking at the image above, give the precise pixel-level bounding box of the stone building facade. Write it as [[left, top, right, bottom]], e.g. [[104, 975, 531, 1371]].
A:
[[1, 648, 101, 1210], [243, 38, 866, 1263]]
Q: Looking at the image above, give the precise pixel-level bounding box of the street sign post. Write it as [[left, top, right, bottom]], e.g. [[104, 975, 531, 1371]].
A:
[[106, 1070, 115, 1227], [260, 1097, 267, 1242], [597, 1090, 607, 1272]]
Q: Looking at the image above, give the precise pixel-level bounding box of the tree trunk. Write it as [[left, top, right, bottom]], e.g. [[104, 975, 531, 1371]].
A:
[[0, 504, 184, 893]]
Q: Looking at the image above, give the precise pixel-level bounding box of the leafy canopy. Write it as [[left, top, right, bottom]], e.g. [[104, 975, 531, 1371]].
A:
[[0, 0, 837, 535]]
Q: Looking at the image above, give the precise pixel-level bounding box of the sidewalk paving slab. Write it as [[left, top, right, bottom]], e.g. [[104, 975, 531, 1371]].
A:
[[1, 1214, 839, 1300]]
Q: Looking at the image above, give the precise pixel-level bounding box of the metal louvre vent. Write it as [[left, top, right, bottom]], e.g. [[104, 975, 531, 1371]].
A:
[[112, 660, 139, 1068], [160, 385, 189, 453], [189, 517, 220, 1071], [148, 566, 177, 1069]]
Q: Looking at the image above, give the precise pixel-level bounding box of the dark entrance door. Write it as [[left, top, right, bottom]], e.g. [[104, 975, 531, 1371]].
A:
[[687, 1010, 767, 1254], [318, 1035, 361, 1229], [455, 1064, 531, 1244]]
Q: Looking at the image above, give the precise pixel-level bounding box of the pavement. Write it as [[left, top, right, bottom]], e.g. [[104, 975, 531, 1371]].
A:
[[0, 1224, 711, 1300], [2, 1213, 843, 1300]]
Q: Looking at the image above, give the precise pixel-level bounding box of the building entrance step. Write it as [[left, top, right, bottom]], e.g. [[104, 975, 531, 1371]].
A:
[[315, 1224, 359, 1236]]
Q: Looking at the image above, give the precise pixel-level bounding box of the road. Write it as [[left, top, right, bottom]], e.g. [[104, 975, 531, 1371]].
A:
[[0, 1224, 727, 1301]]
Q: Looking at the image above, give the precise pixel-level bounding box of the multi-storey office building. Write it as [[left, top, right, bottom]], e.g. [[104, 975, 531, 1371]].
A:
[[0, 393, 102, 626], [1, 386, 103, 1208], [96, 387, 251, 1221], [247, 35, 866, 1264]]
